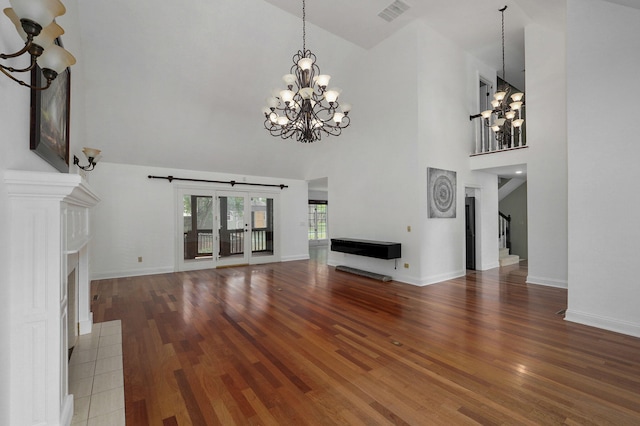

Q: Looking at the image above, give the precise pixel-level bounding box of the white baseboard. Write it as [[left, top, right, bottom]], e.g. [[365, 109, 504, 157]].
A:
[[92, 266, 174, 280], [91, 257, 316, 280], [478, 261, 500, 271], [565, 309, 640, 338], [327, 260, 420, 286], [328, 260, 466, 287], [526, 275, 568, 288], [417, 269, 466, 286], [391, 274, 422, 286], [281, 254, 310, 262]]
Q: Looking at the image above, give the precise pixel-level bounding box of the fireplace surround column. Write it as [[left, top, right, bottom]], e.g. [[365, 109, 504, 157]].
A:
[[5, 170, 100, 426]]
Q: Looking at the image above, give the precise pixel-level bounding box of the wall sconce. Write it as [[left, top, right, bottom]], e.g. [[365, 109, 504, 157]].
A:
[[74, 147, 101, 171], [1, 0, 76, 90]]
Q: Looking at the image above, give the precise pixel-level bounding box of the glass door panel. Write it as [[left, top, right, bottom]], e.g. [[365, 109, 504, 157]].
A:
[[217, 194, 249, 266], [308, 202, 328, 246], [251, 196, 274, 257], [177, 188, 216, 271], [183, 195, 214, 260]]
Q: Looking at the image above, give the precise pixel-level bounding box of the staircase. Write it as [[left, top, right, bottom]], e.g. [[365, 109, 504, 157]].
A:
[[498, 211, 520, 266], [499, 177, 526, 201], [499, 247, 520, 266]]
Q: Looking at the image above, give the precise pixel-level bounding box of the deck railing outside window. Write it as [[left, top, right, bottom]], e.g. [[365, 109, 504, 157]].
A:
[[184, 228, 271, 258]]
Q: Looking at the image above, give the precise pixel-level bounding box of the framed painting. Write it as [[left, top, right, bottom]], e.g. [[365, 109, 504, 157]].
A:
[[30, 39, 71, 173], [428, 167, 457, 218]]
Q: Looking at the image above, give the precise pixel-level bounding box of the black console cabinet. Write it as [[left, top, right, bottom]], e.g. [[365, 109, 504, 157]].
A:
[[330, 238, 401, 260]]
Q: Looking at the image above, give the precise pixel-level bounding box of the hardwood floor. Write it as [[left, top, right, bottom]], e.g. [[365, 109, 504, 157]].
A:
[[91, 260, 640, 425]]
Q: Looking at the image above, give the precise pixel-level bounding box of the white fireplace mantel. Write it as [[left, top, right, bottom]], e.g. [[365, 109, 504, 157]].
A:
[[5, 170, 100, 426]]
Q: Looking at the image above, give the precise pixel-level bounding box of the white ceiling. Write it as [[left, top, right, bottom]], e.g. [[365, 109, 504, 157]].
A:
[[265, 0, 567, 91], [70, 0, 638, 179], [265, 0, 639, 80]]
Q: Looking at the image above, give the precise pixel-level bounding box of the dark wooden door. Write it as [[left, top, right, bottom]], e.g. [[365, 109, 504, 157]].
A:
[[465, 196, 476, 270]]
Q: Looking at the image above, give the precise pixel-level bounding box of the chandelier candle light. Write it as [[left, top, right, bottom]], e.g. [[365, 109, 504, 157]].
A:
[[1, 0, 76, 90], [469, 6, 525, 150], [73, 147, 101, 171], [263, 0, 351, 143]]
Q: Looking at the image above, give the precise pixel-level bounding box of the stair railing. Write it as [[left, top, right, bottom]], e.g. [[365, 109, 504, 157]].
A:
[[499, 212, 511, 250]]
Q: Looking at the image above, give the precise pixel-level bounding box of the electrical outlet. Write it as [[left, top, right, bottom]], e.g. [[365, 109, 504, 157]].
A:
[[138, 256, 143, 263], [404, 263, 409, 269], [407, 225, 411, 232]]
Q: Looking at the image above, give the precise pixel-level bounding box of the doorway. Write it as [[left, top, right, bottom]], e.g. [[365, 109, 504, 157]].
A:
[[308, 201, 328, 246], [217, 192, 277, 267], [308, 177, 329, 263]]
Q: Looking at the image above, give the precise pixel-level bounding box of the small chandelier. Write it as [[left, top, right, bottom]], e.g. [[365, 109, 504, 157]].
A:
[[263, 0, 351, 143], [470, 6, 525, 149], [1, 0, 76, 90]]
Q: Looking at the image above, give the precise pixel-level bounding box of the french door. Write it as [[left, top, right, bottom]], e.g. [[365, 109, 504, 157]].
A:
[[177, 188, 278, 270], [308, 201, 328, 246]]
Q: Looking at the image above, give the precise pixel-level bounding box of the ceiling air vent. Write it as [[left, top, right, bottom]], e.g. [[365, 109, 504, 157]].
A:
[[378, 0, 410, 23]]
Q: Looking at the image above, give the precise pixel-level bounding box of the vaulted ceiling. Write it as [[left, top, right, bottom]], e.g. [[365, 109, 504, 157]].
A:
[[70, 0, 637, 180]]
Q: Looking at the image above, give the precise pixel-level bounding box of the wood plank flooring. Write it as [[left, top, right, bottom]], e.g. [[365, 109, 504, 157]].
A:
[[91, 260, 640, 425]]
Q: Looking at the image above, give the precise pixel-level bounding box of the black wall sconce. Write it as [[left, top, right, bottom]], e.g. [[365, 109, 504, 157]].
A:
[[73, 147, 101, 171]]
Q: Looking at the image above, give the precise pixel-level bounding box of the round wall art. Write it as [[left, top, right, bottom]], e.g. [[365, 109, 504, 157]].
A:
[[427, 167, 457, 218]]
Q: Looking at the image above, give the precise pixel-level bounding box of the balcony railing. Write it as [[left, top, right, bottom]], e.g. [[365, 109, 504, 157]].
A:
[[470, 118, 527, 156], [499, 212, 511, 250], [183, 228, 272, 259]]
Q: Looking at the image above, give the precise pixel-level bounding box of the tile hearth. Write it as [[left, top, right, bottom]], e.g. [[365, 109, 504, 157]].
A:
[[69, 320, 125, 425]]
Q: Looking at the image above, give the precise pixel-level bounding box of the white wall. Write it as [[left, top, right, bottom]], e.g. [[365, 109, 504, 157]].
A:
[[524, 22, 568, 288], [67, 1, 501, 289], [55, 0, 87, 167], [1, 0, 84, 420], [417, 20, 500, 283], [467, 19, 569, 287], [0, 161, 8, 426], [311, 23, 423, 283], [88, 162, 309, 279], [308, 190, 328, 201], [472, 173, 500, 271], [465, 53, 513, 272], [565, 0, 640, 337], [300, 20, 500, 285]]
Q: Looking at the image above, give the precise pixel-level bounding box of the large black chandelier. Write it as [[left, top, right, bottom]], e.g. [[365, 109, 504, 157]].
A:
[[469, 6, 525, 149], [263, 0, 351, 143]]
